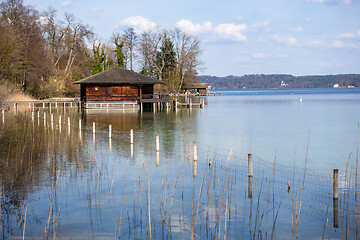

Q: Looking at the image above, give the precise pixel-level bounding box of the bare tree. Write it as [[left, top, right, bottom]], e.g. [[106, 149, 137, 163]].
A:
[[122, 27, 137, 71], [172, 29, 202, 91]]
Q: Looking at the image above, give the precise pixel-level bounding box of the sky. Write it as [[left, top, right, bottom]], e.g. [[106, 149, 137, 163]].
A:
[[24, 0, 360, 77]]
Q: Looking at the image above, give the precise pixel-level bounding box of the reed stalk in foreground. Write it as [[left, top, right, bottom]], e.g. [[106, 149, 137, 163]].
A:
[[294, 131, 310, 240], [355, 123, 359, 239]]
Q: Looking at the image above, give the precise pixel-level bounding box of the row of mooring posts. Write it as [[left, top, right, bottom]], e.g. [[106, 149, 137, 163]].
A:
[[246, 153, 339, 228]]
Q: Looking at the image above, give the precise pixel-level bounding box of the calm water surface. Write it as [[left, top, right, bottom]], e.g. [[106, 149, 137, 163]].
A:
[[0, 88, 359, 239]]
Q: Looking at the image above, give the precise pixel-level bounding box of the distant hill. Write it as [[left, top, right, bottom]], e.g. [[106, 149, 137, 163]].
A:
[[198, 74, 360, 89]]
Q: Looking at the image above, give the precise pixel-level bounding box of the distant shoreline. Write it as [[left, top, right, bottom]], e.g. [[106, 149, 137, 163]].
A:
[[199, 74, 360, 89]]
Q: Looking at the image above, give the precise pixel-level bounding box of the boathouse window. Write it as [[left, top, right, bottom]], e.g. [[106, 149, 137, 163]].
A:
[[95, 87, 99, 91]]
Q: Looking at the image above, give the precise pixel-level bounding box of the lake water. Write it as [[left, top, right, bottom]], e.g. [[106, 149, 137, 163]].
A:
[[0, 88, 359, 239]]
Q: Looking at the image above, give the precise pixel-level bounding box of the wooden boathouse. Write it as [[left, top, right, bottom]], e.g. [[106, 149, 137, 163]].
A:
[[74, 67, 167, 109], [183, 83, 208, 95]]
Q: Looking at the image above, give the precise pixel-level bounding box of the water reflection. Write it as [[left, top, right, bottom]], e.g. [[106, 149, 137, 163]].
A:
[[0, 91, 358, 239]]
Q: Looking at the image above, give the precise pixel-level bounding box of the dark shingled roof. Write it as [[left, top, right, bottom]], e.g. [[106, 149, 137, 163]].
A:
[[74, 67, 163, 85]]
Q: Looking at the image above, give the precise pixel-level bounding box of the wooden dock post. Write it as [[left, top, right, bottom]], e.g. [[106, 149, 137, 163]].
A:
[[130, 129, 134, 144], [109, 124, 112, 138], [2, 109, 4, 124], [248, 153, 253, 177], [79, 119, 81, 130], [68, 116, 70, 128], [109, 138, 112, 151], [333, 169, 338, 199], [93, 122, 95, 135], [156, 135, 159, 152], [193, 142, 198, 162], [55, 102, 57, 108], [14, 103, 17, 110], [42, 102, 45, 108]]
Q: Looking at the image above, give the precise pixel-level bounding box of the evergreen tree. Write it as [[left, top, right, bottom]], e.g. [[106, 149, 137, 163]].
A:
[[91, 43, 105, 74], [114, 37, 125, 68], [156, 35, 176, 85]]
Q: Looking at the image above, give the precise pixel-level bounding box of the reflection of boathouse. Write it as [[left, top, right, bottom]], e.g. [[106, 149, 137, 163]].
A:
[[74, 67, 166, 109]]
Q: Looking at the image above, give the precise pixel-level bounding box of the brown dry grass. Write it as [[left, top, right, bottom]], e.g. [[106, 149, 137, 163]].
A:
[[4, 91, 37, 101]]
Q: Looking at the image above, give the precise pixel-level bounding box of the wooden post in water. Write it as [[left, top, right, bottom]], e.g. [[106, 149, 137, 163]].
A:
[[193, 142, 198, 162], [109, 124, 112, 138], [333, 169, 338, 199], [55, 102, 57, 108], [130, 129, 134, 144], [14, 103, 17, 110], [2, 109, 4, 124], [59, 115, 61, 132], [248, 153, 253, 177], [42, 102, 45, 108], [156, 135, 159, 152], [109, 138, 112, 151], [79, 119, 81, 130], [93, 122, 95, 135]]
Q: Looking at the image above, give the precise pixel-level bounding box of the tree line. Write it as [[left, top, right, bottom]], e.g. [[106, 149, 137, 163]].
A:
[[200, 74, 360, 89], [0, 0, 201, 99]]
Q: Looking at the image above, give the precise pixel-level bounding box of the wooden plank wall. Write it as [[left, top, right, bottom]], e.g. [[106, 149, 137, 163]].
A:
[[86, 84, 138, 102]]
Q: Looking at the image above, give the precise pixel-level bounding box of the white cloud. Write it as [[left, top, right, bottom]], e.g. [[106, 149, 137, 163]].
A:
[[291, 26, 304, 32], [61, 1, 72, 7], [117, 16, 157, 33], [214, 23, 247, 41], [277, 54, 289, 58], [272, 34, 297, 45], [251, 53, 266, 58], [337, 30, 360, 39], [176, 19, 247, 42], [331, 40, 357, 48], [175, 19, 212, 35]]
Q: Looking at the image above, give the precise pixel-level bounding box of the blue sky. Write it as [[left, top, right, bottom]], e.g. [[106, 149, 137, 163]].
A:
[[25, 0, 360, 76]]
